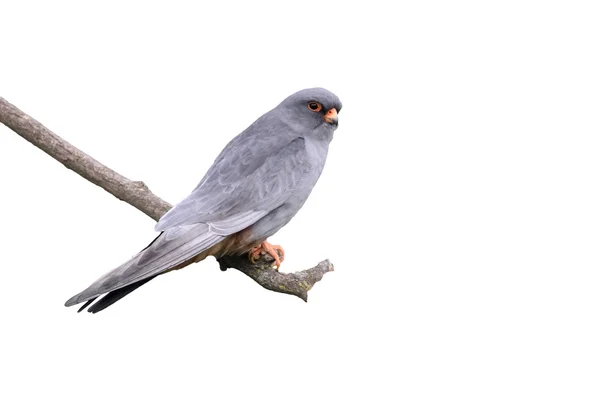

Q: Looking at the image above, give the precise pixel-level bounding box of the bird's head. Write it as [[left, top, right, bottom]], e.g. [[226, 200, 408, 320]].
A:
[[277, 88, 342, 141]]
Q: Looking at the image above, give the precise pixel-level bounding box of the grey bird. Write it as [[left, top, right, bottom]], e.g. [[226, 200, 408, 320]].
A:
[[65, 88, 342, 313]]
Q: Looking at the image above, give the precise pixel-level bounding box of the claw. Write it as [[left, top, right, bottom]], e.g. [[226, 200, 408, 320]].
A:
[[248, 241, 285, 270]]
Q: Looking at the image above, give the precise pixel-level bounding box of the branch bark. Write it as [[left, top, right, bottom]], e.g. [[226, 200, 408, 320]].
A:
[[0, 96, 333, 302]]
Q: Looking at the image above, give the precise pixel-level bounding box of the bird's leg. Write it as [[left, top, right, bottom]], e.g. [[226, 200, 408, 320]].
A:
[[248, 241, 285, 270]]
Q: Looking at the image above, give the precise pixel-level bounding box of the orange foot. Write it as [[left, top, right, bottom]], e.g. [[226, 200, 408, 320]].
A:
[[248, 241, 285, 270]]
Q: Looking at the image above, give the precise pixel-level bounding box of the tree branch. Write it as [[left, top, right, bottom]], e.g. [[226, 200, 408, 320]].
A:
[[0, 96, 333, 301], [0, 97, 171, 221]]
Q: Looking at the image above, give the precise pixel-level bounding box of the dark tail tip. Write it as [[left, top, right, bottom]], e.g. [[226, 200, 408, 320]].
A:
[[77, 298, 97, 313], [87, 276, 156, 313]]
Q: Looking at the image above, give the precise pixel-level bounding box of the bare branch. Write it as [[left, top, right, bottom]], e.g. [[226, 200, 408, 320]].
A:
[[0, 97, 171, 221], [0, 96, 332, 301], [219, 256, 334, 301]]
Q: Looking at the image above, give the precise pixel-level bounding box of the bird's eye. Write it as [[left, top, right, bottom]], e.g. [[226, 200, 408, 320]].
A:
[[307, 101, 322, 112]]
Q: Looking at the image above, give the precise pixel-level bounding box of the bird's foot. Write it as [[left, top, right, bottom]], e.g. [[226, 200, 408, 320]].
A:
[[248, 241, 285, 270]]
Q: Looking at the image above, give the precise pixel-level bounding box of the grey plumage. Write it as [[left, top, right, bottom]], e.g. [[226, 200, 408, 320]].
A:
[[65, 87, 342, 311]]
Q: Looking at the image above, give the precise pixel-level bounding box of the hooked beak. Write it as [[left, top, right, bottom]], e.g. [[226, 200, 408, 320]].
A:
[[324, 108, 338, 126]]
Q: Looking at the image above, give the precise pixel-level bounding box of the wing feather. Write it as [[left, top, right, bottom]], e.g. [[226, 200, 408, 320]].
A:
[[65, 223, 222, 306], [155, 113, 306, 232]]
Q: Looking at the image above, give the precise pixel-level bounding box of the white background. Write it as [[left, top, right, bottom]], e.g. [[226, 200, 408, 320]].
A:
[[1, 1, 599, 399]]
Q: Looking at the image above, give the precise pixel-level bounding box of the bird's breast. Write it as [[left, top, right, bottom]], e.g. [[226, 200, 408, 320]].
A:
[[303, 137, 329, 168]]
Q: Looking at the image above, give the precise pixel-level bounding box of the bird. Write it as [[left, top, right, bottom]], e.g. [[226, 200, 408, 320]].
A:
[[65, 87, 342, 313]]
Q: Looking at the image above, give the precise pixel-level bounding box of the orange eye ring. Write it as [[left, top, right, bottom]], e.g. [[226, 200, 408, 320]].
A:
[[307, 101, 322, 112]]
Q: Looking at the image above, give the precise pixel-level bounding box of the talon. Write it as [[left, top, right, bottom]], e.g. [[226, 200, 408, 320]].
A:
[[248, 246, 263, 264], [248, 241, 285, 270]]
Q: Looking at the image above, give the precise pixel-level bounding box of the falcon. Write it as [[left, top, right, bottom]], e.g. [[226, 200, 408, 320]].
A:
[[65, 88, 342, 313]]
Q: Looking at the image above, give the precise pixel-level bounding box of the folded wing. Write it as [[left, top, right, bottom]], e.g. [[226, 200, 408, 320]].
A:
[[65, 223, 222, 306]]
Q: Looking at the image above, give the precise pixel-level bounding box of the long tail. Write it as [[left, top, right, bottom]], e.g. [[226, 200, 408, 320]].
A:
[[65, 223, 223, 312], [77, 276, 157, 313]]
